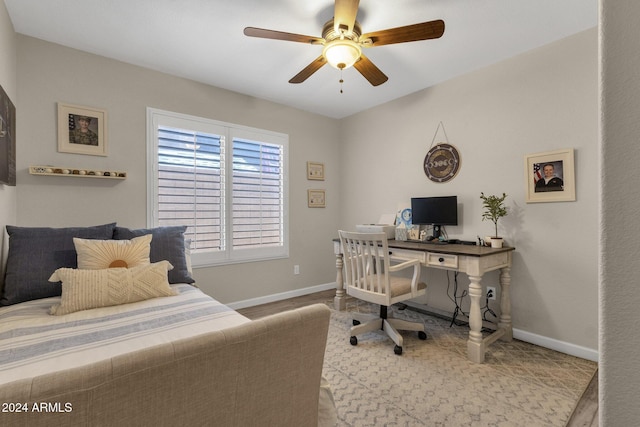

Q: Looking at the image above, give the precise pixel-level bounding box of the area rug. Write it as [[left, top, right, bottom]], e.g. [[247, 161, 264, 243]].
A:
[[322, 300, 597, 426]]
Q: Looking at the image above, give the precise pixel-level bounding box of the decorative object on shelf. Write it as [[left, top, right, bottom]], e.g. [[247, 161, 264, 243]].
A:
[[57, 103, 108, 156], [423, 122, 460, 183], [29, 166, 126, 179], [0, 84, 16, 186], [480, 192, 508, 248], [524, 148, 575, 203], [307, 161, 325, 180], [307, 189, 326, 207]]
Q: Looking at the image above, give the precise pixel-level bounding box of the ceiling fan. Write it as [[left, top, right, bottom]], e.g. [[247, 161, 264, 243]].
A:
[[243, 0, 445, 87]]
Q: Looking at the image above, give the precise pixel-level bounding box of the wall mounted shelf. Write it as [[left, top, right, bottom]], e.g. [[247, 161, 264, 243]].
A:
[[29, 166, 127, 179]]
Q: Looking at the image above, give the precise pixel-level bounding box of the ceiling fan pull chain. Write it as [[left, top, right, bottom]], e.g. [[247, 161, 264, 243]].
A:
[[339, 68, 344, 93]]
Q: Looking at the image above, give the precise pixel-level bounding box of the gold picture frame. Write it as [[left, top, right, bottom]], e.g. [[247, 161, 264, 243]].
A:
[[307, 189, 326, 208], [307, 161, 325, 180], [524, 148, 576, 203], [57, 103, 108, 156]]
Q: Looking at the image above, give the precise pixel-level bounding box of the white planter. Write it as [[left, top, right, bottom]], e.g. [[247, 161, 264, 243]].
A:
[[490, 237, 504, 248]]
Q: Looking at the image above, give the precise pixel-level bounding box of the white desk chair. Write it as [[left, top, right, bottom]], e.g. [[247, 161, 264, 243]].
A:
[[338, 230, 428, 355]]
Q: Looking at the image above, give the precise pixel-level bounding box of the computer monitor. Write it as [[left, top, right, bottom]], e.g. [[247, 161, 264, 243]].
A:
[[411, 196, 458, 238]]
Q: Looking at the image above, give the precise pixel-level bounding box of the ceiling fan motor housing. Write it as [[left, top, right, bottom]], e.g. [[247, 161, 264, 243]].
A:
[[322, 19, 362, 41], [322, 19, 364, 69]]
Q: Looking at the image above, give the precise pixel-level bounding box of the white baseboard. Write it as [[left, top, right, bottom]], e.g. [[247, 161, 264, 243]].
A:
[[403, 301, 599, 362], [229, 285, 599, 362], [226, 282, 337, 310], [513, 328, 599, 362]]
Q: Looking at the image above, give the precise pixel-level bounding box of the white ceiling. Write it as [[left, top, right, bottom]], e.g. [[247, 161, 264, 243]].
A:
[[5, 0, 597, 119]]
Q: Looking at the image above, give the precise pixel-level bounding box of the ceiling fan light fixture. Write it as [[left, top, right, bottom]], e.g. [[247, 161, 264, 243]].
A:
[[323, 39, 361, 70]]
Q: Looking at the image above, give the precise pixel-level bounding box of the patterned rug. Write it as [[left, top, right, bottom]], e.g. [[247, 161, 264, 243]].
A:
[[322, 300, 597, 427]]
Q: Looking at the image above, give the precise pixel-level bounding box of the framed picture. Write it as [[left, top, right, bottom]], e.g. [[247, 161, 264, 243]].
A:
[[524, 148, 576, 203], [408, 225, 421, 241], [57, 103, 108, 156], [0, 85, 16, 186], [307, 161, 325, 180], [307, 189, 326, 208]]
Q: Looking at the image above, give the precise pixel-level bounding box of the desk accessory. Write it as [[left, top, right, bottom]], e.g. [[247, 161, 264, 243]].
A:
[[480, 192, 508, 248]]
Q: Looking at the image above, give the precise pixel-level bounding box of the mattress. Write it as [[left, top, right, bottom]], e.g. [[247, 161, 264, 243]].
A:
[[0, 284, 250, 386]]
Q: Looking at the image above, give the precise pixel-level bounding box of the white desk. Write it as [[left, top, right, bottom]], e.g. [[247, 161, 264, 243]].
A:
[[333, 239, 514, 363]]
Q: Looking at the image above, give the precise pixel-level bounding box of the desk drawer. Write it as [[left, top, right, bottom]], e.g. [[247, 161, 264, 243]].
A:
[[388, 248, 427, 263], [426, 252, 459, 269]]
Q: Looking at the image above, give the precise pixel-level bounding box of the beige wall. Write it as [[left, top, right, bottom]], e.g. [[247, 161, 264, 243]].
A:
[[340, 29, 598, 354], [14, 35, 341, 304], [0, 1, 17, 251], [600, 1, 640, 425]]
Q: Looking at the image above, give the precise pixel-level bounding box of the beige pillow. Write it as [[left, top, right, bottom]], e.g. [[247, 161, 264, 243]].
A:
[[49, 261, 176, 315], [74, 234, 152, 269]]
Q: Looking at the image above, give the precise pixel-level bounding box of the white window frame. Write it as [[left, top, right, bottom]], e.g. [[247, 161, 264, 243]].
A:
[[147, 107, 289, 267]]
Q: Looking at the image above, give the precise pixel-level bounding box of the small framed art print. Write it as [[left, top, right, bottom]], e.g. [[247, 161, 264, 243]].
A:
[[307, 189, 326, 208], [307, 161, 325, 180]]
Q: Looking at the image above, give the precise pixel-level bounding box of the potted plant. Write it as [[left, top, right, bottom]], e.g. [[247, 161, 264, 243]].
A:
[[480, 192, 508, 248]]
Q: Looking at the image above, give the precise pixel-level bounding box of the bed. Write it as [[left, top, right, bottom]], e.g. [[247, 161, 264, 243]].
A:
[[0, 224, 334, 426]]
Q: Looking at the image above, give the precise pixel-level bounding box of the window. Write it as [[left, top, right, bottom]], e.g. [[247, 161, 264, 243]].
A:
[[147, 108, 288, 266]]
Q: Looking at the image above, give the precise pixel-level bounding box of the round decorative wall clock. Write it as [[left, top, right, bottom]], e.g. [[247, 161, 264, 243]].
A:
[[423, 143, 461, 183]]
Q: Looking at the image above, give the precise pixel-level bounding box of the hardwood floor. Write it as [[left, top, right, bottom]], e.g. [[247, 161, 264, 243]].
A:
[[566, 369, 599, 427], [237, 290, 599, 426], [236, 289, 337, 320]]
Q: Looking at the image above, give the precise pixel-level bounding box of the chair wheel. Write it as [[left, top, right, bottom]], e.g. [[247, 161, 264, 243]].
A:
[[352, 319, 361, 326], [350, 336, 358, 346], [418, 331, 427, 340], [394, 345, 403, 355]]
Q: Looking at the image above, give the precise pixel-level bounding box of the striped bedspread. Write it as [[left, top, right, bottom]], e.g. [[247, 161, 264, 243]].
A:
[[0, 284, 250, 386]]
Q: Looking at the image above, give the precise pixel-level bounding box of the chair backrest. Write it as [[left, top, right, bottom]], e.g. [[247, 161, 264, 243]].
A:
[[338, 230, 392, 306]]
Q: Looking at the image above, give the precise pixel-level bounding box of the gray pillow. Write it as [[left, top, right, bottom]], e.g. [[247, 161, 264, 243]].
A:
[[113, 226, 194, 284], [1, 223, 117, 306]]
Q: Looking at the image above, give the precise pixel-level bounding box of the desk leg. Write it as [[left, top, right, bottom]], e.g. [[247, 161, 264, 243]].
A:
[[498, 266, 513, 341], [467, 274, 485, 363], [334, 253, 346, 311]]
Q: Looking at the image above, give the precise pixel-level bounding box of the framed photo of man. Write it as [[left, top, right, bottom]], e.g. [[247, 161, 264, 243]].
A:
[[57, 103, 108, 156], [524, 148, 575, 203]]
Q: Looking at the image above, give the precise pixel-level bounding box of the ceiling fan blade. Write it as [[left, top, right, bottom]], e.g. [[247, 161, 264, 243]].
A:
[[289, 56, 328, 84], [244, 27, 323, 44], [353, 54, 388, 86], [334, 0, 359, 34], [361, 19, 445, 46]]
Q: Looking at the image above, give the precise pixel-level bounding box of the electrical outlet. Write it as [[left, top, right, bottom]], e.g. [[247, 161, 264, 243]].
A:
[[486, 286, 496, 300], [294, 265, 300, 275]]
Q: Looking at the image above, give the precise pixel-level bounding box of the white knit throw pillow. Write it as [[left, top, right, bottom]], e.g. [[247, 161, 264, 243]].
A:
[[49, 261, 175, 315]]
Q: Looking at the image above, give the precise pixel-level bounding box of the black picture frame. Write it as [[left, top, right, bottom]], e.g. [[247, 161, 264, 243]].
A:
[[0, 85, 16, 186]]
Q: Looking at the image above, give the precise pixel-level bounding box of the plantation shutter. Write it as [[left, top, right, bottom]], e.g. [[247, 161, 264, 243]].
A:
[[149, 107, 289, 266], [232, 138, 284, 249], [157, 126, 224, 252]]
